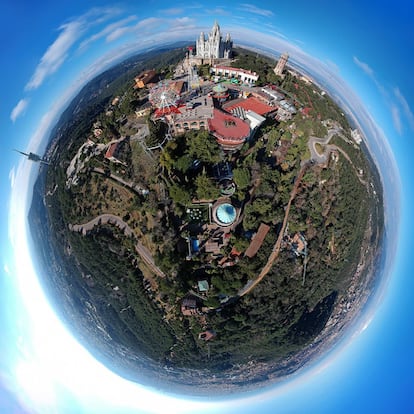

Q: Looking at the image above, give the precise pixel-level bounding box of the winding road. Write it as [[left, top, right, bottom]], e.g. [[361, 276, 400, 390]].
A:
[[308, 127, 367, 186], [308, 127, 341, 164]]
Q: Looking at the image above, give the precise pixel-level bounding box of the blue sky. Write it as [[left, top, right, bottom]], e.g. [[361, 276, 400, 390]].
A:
[[1, 1, 414, 413]]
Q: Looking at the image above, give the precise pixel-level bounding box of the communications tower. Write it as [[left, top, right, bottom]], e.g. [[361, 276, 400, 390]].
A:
[[14, 149, 49, 165]]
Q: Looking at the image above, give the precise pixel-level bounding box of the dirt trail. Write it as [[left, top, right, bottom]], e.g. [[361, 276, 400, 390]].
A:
[[239, 164, 308, 297]]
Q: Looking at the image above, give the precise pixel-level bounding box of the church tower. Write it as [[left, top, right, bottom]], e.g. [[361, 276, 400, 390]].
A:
[[274, 52, 289, 76], [210, 21, 221, 59], [195, 21, 232, 62], [223, 32, 233, 59]]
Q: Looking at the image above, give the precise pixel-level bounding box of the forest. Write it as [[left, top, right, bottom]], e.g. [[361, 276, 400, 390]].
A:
[[42, 45, 382, 375]]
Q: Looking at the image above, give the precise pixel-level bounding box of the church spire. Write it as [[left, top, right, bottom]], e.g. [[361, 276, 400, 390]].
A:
[[195, 21, 232, 60], [211, 20, 220, 38]]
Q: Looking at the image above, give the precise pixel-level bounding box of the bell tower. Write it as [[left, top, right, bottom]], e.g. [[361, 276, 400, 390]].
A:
[[274, 52, 289, 77]]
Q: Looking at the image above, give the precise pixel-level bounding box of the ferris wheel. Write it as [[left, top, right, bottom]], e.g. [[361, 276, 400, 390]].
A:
[[149, 81, 179, 116]]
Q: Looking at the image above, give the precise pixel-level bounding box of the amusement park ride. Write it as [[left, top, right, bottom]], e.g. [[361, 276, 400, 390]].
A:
[[149, 46, 201, 118], [149, 81, 181, 117]]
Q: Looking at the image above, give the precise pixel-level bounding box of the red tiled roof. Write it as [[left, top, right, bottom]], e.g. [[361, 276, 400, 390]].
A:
[[245, 223, 270, 258], [230, 246, 242, 256], [208, 109, 250, 146], [170, 80, 185, 95], [224, 96, 273, 116], [134, 69, 157, 84], [105, 142, 118, 159]]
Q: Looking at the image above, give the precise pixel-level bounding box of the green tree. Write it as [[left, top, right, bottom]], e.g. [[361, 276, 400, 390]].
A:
[[262, 164, 280, 186], [146, 119, 167, 147], [194, 171, 220, 200], [232, 236, 250, 252], [243, 197, 272, 230], [159, 140, 178, 174], [175, 154, 192, 173], [187, 130, 221, 163], [233, 167, 251, 191], [169, 183, 191, 206], [204, 296, 220, 308], [198, 64, 211, 78]]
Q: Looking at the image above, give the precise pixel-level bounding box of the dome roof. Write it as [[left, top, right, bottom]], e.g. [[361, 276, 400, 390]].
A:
[[216, 203, 236, 225], [213, 83, 228, 93]]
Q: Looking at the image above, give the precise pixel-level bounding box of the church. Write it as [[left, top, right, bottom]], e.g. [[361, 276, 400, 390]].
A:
[[194, 21, 232, 64]]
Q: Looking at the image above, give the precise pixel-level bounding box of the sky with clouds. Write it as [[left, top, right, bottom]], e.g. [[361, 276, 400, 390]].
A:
[[1, 0, 414, 413]]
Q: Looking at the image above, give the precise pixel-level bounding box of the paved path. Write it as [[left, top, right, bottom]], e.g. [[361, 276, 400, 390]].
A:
[[70, 213, 132, 236], [308, 127, 341, 164], [70, 214, 166, 278], [308, 128, 366, 186], [94, 167, 129, 186], [93, 168, 148, 195]]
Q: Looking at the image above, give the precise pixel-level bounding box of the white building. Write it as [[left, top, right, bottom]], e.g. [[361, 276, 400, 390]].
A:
[[196, 21, 232, 61], [261, 87, 284, 102], [351, 129, 363, 144], [210, 65, 259, 84], [275, 100, 296, 121], [245, 110, 266, 130]]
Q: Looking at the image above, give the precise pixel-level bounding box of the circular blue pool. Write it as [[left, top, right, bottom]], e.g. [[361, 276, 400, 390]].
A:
[[216, 203, 236, 225]]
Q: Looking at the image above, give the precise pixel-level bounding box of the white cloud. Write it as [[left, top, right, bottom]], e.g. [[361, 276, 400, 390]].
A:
[[325, 59, 340, 74], [353, 56, 389, 97], [25, 20, 83, 91], [353, 56, 412, 134], [169, 17, 196, 31], [294, 38, 306, 46], [9, 167, 16, 190], [106, 16, 196, 43], [266, 29, 288, 40], [353, 56, 374, 77], [394, 87, 414, 131], [238, 3, 274, 17], [207, 7, 230, 16], [106, 17, 163, 42], [86, 6, 123, 24], [79, 16, 137, 51], [160, 8, 184, 15], [10, 98, 29, 122], [25, 7, 120, 91], [391, 104, 402, 135]]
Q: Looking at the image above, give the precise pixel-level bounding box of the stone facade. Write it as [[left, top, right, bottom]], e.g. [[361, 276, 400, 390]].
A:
[[195, 21, 232, 63]]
